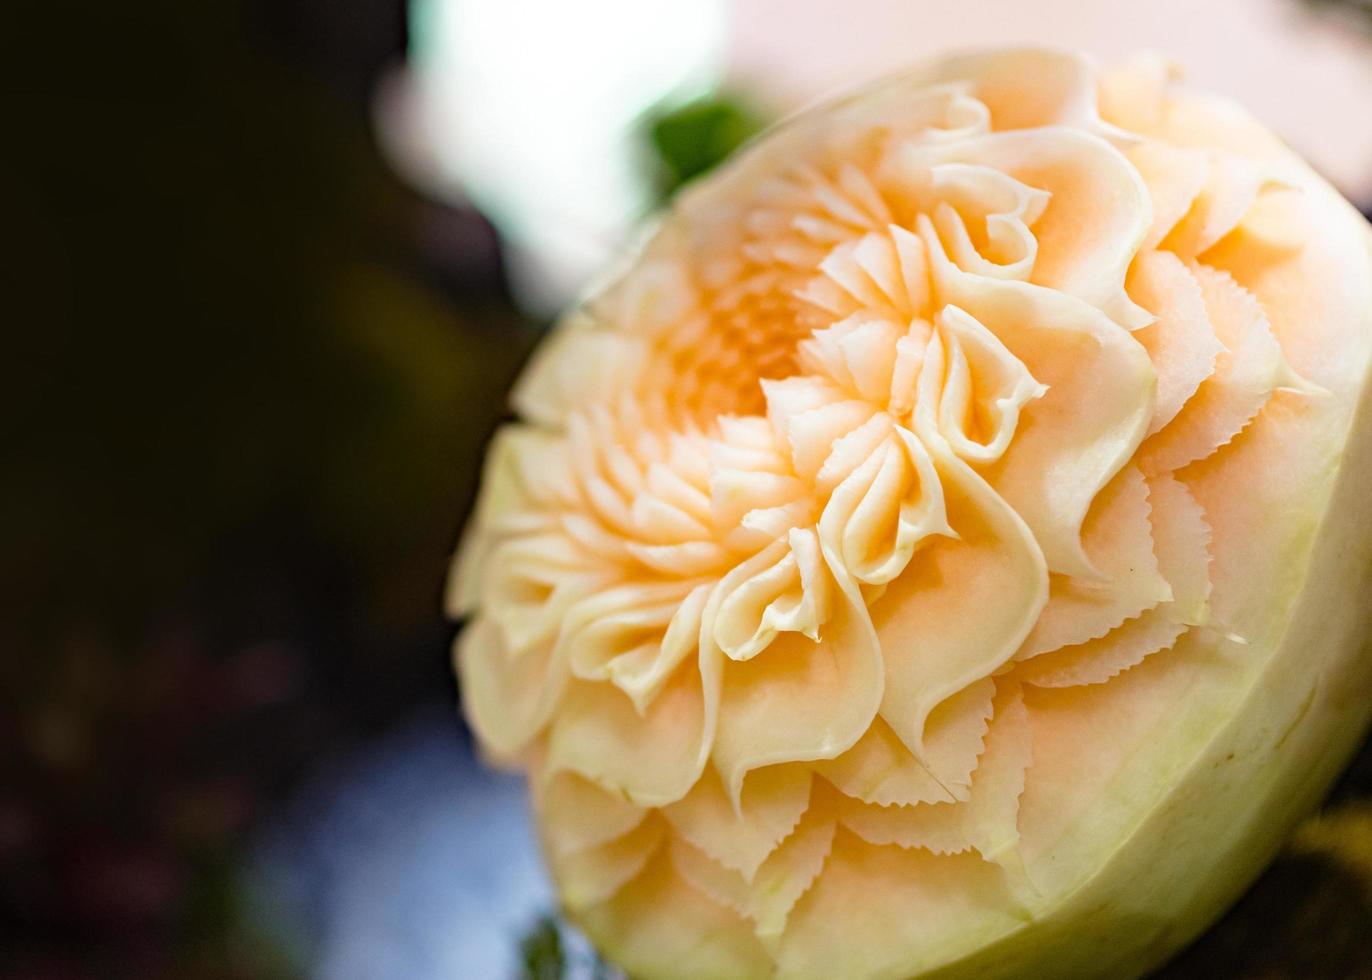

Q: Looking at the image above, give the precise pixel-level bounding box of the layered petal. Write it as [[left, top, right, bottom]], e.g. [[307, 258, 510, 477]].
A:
[[873, 450, 1047, 761], [546, 657, 713, 807], [669, 799, 837, 943], [816, 677, 995, 806], [663, 765, 813, 881], [1017, 465, 1170, 659], [455, 616, 565, 762], [449, 46, 1343, 978], [838, 681, 1031, 865], [1141, 262, 1307, 474], [885, 128, 1153, 328], [712, 561, 885, 806], [918, 213, 1155, 577]]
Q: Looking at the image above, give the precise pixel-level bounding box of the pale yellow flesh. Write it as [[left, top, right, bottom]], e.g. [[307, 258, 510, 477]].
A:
[[449, 47, 1372, 980]]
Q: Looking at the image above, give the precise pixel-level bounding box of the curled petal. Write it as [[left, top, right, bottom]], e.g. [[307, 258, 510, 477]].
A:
[[617, 582, 714, 710], [920, 214, 1155, 578], [889, 129, 1154, 329], [561, 580, 713, 713], [562, 581, 695, 682], [818, 427, 953, 586], [714, 531, 830, 660], [711, 559, 884, 808], [917, 305, 1047, 464], [924, 164, 1049, 281], [912, 47, 1109, 133], [873, 447, 1047, 764]]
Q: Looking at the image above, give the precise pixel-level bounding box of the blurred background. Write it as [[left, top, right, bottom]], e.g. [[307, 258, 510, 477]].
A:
[[6, 1, 1372, 977]]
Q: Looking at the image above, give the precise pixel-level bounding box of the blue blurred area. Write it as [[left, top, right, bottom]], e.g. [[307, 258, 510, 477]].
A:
[[250, 708, 552, 979]]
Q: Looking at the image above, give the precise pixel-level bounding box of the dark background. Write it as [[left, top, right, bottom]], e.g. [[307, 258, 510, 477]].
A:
[[6, 1, 533, 976], [4, 2, 1372, 978]]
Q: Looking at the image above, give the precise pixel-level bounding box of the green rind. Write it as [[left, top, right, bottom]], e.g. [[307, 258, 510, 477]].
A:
[[915, 189, 1372, 979]]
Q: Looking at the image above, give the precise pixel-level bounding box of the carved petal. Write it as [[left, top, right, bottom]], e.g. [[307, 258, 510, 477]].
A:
[[919, 214, 1155, 578], [889, 129, 1153, 328], [1142, 263, 1305, 474], [663, 765, 813, 882], [712, 559, 884, 807], [1128, 250, 1224, 436], [839, 682, 1031, 866], [1017, 465, 1171, 659], [817, 677, 996, 806], [547, 660, 711, 807], [1022, 472, 1211, 687], [455, 617, 565, 762], [552, 815, 665, 911], [874, 447, 1047, 763], [537, 771, 648, 858], [669, 803, 837, 943]]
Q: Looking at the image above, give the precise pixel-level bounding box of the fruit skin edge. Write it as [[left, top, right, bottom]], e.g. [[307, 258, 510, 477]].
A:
[[563, 139, 1372, 980], [911, 205, 1372, 979]]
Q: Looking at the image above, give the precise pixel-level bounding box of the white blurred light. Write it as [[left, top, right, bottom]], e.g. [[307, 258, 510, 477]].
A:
[[380, 0, 728, 313]]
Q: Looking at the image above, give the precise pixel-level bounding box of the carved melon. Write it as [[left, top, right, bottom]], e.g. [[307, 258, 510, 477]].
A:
[[449, 48, 1372, 979]]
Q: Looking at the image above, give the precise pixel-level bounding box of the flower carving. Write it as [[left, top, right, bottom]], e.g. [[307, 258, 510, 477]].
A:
[[449, 48, 1334, 977]]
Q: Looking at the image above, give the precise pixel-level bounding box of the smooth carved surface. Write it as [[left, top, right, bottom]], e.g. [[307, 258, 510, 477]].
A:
[[450, 47, 1326, 976]]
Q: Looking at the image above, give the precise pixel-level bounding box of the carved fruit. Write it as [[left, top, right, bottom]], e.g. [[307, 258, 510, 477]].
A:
[[449, 48, 1372, 979]]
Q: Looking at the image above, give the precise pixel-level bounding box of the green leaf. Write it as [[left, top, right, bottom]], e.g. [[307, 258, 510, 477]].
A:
[[644, 94, 769, 202], [520, 914, 567, 980]]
